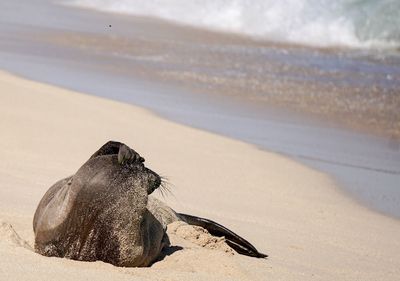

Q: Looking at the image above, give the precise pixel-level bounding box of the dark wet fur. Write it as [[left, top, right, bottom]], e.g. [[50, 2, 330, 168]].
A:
[[33, 141, 165, 267]]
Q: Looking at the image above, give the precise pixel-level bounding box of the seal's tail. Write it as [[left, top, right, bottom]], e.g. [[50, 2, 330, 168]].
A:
[[177, 213, 267, 258]]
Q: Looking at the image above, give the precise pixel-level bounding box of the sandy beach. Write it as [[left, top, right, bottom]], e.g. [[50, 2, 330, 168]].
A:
[[1, 71, 400, 280], [1, 0, 399, 219]]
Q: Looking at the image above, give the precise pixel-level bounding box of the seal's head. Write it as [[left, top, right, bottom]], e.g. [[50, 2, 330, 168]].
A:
[[116, 143, 161, 195], [33, 141, 168, 267]]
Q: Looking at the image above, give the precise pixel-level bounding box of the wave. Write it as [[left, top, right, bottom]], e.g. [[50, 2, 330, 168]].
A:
[[67, 0, 400, 49]]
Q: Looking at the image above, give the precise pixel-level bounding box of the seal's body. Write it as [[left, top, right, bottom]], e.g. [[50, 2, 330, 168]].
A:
[[33, 141, 165, 267], [33, 141, 266, 267]]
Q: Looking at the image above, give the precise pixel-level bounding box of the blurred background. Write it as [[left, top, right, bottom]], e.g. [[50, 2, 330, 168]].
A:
[[0, 0, 399, 217]]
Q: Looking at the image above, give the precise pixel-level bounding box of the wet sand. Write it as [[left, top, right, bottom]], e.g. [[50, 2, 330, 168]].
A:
[[1, 0, 400, 140], [0, 0, 399, 218], [46, 26, 400, 140], [33, 1, 400, 140], [0, 0, 400, 217]]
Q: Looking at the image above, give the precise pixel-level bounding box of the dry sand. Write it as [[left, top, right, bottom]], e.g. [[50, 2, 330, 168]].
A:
[[0, 71, 399, 280]]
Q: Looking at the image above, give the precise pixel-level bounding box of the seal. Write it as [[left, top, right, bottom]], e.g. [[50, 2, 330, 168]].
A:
[[33, 141, 266, 267]]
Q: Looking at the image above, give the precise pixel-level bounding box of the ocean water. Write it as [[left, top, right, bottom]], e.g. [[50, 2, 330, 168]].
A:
[[0, 0, 399, 218], [67, 0, 400, 49]]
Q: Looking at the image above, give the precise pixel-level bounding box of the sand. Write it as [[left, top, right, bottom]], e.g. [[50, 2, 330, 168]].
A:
[[0, 71, 399, 280]]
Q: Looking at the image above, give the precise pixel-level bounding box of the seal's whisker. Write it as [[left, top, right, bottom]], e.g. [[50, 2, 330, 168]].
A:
[[161, 181, 171, 191], [158, 186, 165, 198], [157, 176, 173, 198], [158, 183, 168, 198], [160, 175, 170, 184], [160, 175, 172, 187]]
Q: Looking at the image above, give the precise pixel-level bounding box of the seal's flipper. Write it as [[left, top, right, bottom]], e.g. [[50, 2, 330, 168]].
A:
[[118, 144, 145, 165], [178, 213, 267, 258], [89, 141, 145, 165]]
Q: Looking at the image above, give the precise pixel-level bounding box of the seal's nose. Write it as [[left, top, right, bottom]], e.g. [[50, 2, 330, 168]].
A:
[[154, 176, 161, 189], [147, 170, 161, 195]]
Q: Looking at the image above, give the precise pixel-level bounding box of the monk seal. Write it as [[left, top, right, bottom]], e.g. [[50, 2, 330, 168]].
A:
[[33, 141, 266, 267]]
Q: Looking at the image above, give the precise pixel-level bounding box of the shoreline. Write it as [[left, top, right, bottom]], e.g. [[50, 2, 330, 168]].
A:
[[2, 0, 400, 140], [1, 71, 400, 280], [3, 66, 397, 221], [58, 2, 400, 141], [1, 0, 399, 220]]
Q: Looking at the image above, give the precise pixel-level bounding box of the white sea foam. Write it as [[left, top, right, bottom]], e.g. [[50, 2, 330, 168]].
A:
[[67, 0, 400, 49]]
